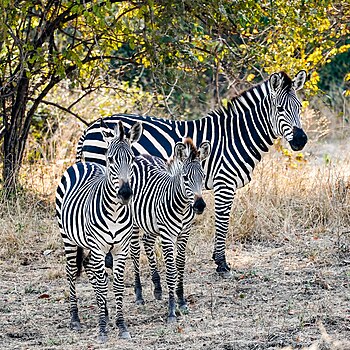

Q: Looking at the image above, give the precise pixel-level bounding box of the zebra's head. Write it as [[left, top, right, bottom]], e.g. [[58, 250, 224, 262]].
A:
[[174, 139, 211, 215], [269, 70, 308, 151], [102, 120, 143, 205]]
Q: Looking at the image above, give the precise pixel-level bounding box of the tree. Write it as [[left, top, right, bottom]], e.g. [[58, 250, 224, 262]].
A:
[[0, 0, 137, 193], [0, 0, 349, 194]]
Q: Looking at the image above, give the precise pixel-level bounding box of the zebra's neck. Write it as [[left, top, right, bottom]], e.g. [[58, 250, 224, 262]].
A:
[[166, 159, 190, 206], [176, 81, 276, 151], [178, 81, 277, 189], [101, 175, 122, 218], [226, 80, 277, 148]]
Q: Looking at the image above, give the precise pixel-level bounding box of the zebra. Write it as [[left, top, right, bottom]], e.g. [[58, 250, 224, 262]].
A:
[[129, 138, 211, 322], [76, 70, 308, 277], [56, 121, 143, 342]]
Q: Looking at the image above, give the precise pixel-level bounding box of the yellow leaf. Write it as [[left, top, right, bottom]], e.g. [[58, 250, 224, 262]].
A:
[[221, 98, 228, 108], [247, 74, 255, 82], [338, 44, 350, 54], [302, 101, 309, 108]]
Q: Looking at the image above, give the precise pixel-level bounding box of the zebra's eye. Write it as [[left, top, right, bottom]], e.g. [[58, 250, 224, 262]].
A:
[[277, 106, 284, 113], [108, 156, 114, 164]]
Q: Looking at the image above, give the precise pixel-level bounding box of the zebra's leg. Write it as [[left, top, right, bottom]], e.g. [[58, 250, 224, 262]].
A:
[[213, 185, 236, 278], [105, 251, 113, 269], [160, 230, 177, 323], [175, 230, 191, 313], [84, 250, 109, 343], [64, 241, 82, 331], [130, 226, 144, 305], [143, 233, 162, 300], [112, 248, 131, 339], [83, 251, 109, 323]]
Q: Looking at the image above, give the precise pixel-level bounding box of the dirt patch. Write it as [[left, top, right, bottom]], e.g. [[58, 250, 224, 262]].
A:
[[1, 227, 349, 350]]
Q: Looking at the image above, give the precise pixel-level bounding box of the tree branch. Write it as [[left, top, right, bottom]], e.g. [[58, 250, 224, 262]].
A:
[[35, 99, 89, 125]]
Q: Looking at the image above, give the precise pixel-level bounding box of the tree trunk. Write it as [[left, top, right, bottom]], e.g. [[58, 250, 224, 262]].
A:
[[2, 75, 30, 196]]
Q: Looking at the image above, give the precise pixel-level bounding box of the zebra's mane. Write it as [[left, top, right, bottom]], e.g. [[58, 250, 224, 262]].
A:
[[183, 138, 199, 161], [167, 138, 199, 175], [212, 71, 292, 117], [139, 153, 157, 163], [235, 71, 292, 98]]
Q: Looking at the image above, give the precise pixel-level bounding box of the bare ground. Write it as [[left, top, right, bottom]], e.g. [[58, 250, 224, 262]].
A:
[[1, 221, 349, 350]]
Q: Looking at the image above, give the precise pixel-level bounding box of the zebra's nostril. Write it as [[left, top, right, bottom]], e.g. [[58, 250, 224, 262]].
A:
[[193, 197, 206, 214], [290, 127, 307, 151], [118, 184, 133, 202]]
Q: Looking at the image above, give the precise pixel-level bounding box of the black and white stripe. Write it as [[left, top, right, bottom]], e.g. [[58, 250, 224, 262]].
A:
[[76, 71, 307, 277], [56, 121, 143, 342], [129, 139, 211, 321]]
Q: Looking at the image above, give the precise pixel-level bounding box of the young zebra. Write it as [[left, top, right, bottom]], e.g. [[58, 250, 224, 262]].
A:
[[75, 71, 308, 277], [131, 138, 211, 322], [56, 121, 142, 342]]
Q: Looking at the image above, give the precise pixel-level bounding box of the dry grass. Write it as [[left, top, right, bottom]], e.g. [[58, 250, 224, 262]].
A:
[[2, 122, 350, 264], [191, 153, 350, 245]]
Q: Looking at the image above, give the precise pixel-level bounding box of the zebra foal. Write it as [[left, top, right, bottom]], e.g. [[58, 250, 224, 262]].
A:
[[76, 70, 308, 277], [56, 121, 142, 342], [130, 138, 211, 322]]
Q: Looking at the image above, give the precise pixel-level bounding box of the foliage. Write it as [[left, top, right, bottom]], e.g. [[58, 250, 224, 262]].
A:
[[317, 49, 350, 117], [0, 0, 350, 193]]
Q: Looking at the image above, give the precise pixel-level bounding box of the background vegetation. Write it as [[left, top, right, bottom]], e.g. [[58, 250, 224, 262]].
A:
[[0, 0, 350, 192]]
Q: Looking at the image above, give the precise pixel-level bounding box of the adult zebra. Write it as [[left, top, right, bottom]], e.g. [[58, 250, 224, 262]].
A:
[[56, 121, 143, 342], [129, 139, 210, 322], [76, 70, 308, 277]]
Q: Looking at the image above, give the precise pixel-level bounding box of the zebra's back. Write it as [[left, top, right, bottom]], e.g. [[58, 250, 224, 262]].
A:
[[79, 115, 178, 163]]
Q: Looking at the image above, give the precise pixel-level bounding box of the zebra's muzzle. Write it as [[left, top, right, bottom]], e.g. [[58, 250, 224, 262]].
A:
[[117, 182, 133, 205], [193, 197, 206, 215], [289, 127, 308, 151]]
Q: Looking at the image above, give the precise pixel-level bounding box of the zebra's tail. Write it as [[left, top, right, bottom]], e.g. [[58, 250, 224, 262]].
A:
[[75, 129, 86, 163], [76, 246, 84, 277], [76, 117, 105, 163]]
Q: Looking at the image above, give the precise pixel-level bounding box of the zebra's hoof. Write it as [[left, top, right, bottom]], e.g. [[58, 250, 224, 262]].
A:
[[97, 333, 108, 343], [154, 290, 162, 300], [217, 270, 232, 279], [119, 331, 131, 340], [70, 321, 82, 331], [216, 261, 232, 279], [135, 298, 145, 305], [167, 315, 177, 323]]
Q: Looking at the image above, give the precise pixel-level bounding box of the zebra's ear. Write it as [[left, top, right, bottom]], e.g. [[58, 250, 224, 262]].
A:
[[199, 141, 211, 161], [269, 73, 283, 93], [113, 121, 125, 141], [292, 70, 307, 91], [174, 142, 187, 161], [128, 122, 143, 145]]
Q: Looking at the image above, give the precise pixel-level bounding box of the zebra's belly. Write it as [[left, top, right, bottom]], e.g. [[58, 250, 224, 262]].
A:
[[61, 216, 133, 252], [133, 213, 159, 236], [88, 220, 133, 250], [133, 208, 186, 237]]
